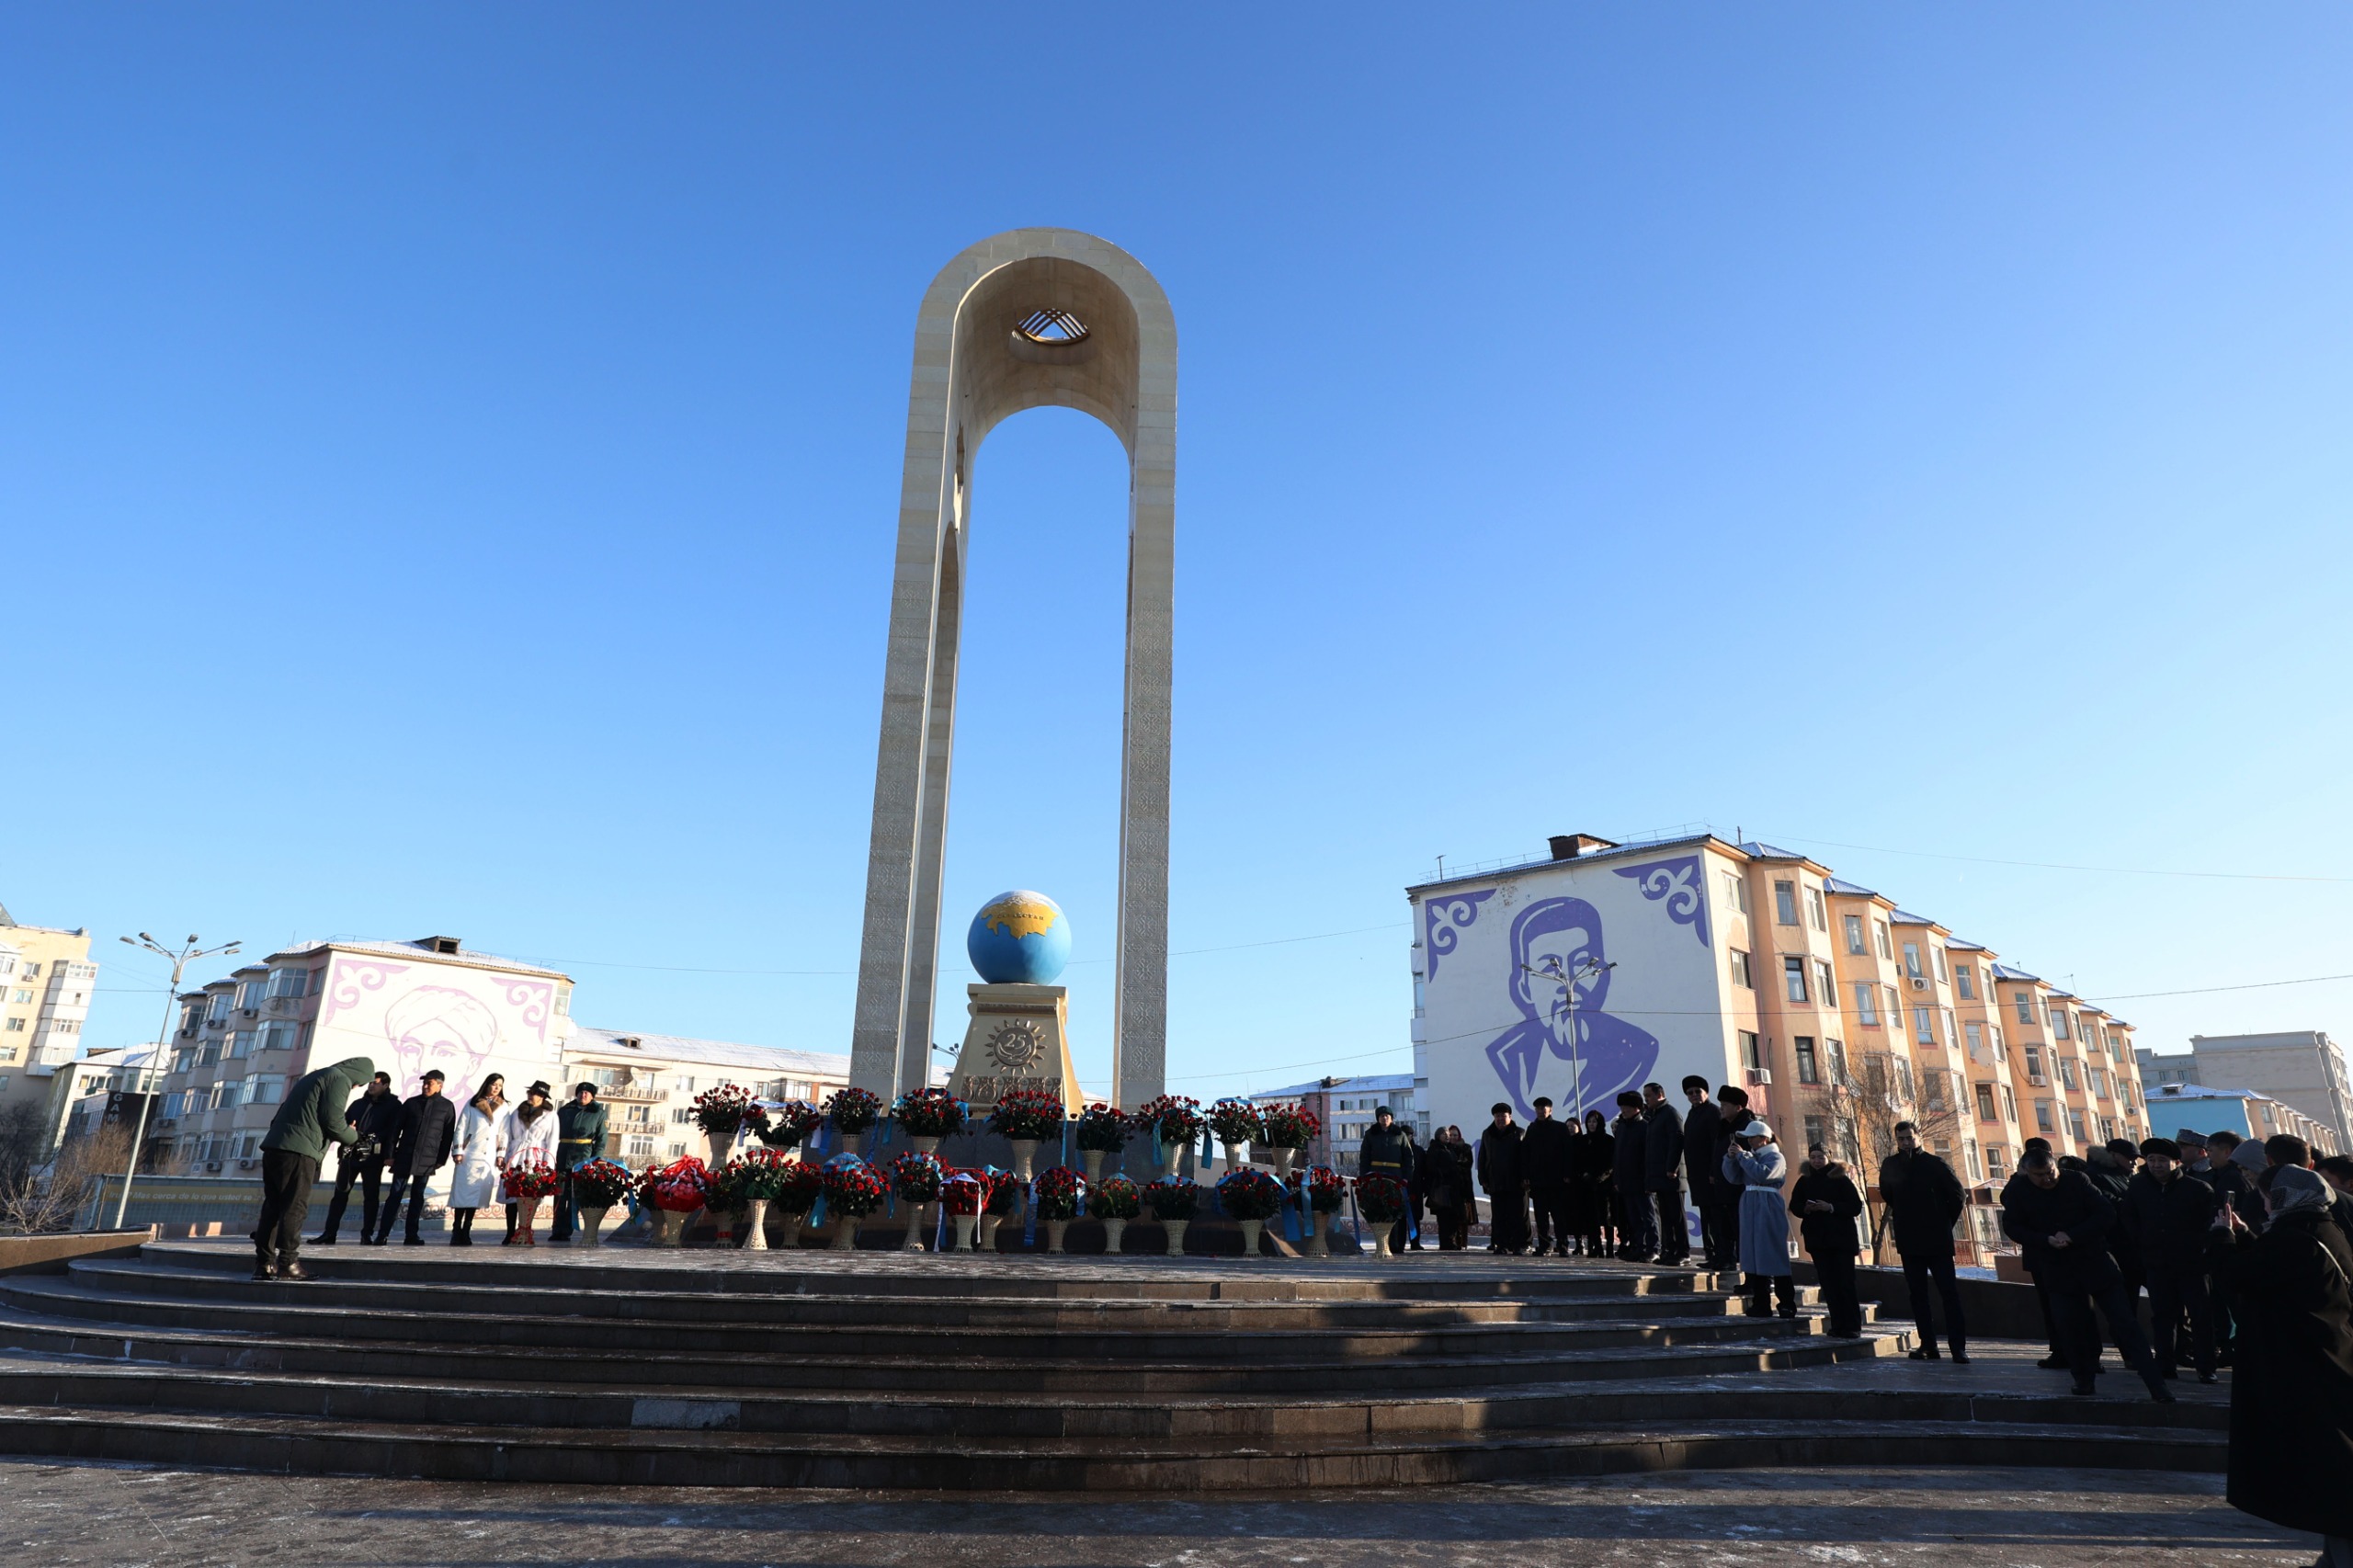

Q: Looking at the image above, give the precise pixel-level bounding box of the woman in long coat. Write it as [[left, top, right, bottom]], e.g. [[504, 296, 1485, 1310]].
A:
[[447, 1073, 506, 1245], [1574, 1108, 1617, 1257], [1723, 1120, 1795, 1318], [500, 1080, 561, 1244], [2210, 1164, 2353, 1562], [1421, 1127, 1475, 1251]]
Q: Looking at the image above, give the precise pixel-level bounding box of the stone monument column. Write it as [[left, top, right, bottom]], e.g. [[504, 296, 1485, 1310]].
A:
[[848, 230, 1176, 1108]]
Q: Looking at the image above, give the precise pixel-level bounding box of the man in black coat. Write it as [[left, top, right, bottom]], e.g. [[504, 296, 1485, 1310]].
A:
[[1709, 1085, 1755, 1270], [1519, 1096, 1574, 1257], [313, 1071, 403, 1246], [1476, 1104, 1528, 1254], [2205, 1129, 2263, 1367], [1358, 1107, 1418, 1254], [1680, 1077, 1724, 1268], [1877, 1120, 1969, 1362], [1789, 1142, 1866, 1337], [1609, 1092, 1655, 1262], [2123, 1137, 2220, 1383], [1642, 1082, 1688, 1265], [371, 1070, 457, 1245], [2004, 1148, 2172, 1401]]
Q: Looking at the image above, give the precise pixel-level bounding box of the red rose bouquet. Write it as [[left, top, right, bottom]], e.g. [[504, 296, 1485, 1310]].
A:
[[1136, 1094, 1203, 1147], [1258, 1103, 1321, 1151], [824, 1086, 883, 1135], [728, 1146, 800, 1203], [1354, 1173, 1407, 1223], [501, 1160, 560, 1202], [1089, 1174, 1142, 1220], [987, 1087, 1066, 1141], [939, 1166, 1000, 1217], [1074, 1102, 1131, 1153], [1215, 1166, 1284, 1221], [771, 1158, 824, 1215], [1207, 1097, 1262, 1149], [689, 1083, 756, 1138], [1032, 1165, 1085, 1221], [1301, 1164, 1347, 1213], [888, 1149, 945, 1204], [755, 1099, 824, 1150], [569, 1157, 635, 1209], [820, 1157, 890, 1217], [1142, 1176, 1200, 1221], [640, 1156, 714, 1214], [892, 1087, 967, 1140]]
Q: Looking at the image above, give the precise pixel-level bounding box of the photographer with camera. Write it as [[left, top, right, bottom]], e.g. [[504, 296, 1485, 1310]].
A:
[[312, 1071, 402, 1246]]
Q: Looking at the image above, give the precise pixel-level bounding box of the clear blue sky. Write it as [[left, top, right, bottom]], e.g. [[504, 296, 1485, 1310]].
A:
[[6, 7, 2348, 1096]]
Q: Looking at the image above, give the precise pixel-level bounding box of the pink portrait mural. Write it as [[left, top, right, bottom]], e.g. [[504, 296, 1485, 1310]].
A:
[[383, 985, 504, 1096], [318, 954, 557, 1099]]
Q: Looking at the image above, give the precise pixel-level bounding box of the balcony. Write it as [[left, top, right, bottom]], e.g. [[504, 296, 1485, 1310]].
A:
[[264, 997, 305, 1017]]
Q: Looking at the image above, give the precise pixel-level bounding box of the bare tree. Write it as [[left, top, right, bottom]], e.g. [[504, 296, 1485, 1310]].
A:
[[1845, 1053, 1962, 1265], [0, 1125, 132, 1235]]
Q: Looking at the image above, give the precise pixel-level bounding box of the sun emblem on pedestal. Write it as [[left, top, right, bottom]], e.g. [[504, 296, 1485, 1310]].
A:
[[984, 1018, 1046, 1071]]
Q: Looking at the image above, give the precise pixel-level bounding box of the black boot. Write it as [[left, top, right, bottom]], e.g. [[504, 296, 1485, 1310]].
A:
[[277, 1252, 308, 1281], [250, 1245, 277, 1281]]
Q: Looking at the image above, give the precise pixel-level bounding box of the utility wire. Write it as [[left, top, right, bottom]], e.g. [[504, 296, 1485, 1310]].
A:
[[1768, 832, 2353, 886]]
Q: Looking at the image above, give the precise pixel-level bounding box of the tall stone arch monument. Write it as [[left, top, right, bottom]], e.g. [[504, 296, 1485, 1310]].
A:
[[848, 229, 1175, 1109]]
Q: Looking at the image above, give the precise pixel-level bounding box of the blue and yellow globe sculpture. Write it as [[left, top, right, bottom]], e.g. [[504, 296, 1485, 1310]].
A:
[[966, 891, 1072, 985]]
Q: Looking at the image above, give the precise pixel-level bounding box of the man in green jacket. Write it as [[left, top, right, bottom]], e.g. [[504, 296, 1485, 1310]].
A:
[[549, 1082, 611, 1243], [252, 1055, 374, 1280]]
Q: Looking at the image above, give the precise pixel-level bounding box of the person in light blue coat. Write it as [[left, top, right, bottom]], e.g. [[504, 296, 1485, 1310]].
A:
[[1722, 1120, 1796, 1319]]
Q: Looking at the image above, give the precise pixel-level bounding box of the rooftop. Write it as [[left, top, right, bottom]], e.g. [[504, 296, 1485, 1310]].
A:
[[564, 1025, 848, 1079], [1251, 1072, 1415, 1100]]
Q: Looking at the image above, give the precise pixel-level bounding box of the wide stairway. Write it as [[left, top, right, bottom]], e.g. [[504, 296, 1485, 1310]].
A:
[[0, 1241, 2222, 1488]]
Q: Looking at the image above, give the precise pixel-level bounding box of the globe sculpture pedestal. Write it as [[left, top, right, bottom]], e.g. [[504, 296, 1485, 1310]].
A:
[[953, 983, 1084, 1117]]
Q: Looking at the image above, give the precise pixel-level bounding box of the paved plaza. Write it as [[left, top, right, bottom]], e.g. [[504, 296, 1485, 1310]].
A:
[[0, 1457, 2310, 1568]]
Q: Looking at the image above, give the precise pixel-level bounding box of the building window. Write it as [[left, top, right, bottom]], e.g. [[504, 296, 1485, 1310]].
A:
[[267, 968, 309, 1000], [1902, 942, 1924, 980], [2014, 992, 2034, 1026], [1986, 1143, 2008, 1176], [1955, 963, 1976, 1001], [2, 1018, 21, 1033], [2036, 1098, 2055, 1133], [2025, 1044, 2045, 1084], [1738, 1030, 1762, 1072], [1964, 1021, 1984, 1060], [1854, 984, 1880, 1027], [1804, 1114, 1828, 1153], [1975, 1083, 1997, 1121], [1914, 1006, 1935, 1046], [2068, 1108, 2087, 1142], [1885, 984, 1901, 1026], [1816, 960, 1836, 1003], [257, 1021, 297, 1052], [2052, 1010, 2071, 1042], [1730, 949, 1754, 989], [1722, 872, 1749, 915], [227, 1031, 254, 1059], [2089, 1067, 2109, 1100], [1805, 886, 1827, 931], [1783, 957, 1809, 1003], [1774, 881, 1798, 926], [1795, 1037, 1820, 1085], [2058, 1058, 2079, 1091], [1825, 1038, 1847, 1085], [1964, 1140, 1983, 1181], [1932, 948, 1949, 983], [1942, 1007, 1957, 1047], [1874, 920, 1893, 960], [1843, 915, 1865, 955], [1923, 1073, 1949, 1112], [2001, 1084, 2018, 1123]]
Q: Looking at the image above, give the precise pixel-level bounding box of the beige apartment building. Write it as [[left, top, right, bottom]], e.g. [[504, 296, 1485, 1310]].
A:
[[0, 903, 103, 1147]]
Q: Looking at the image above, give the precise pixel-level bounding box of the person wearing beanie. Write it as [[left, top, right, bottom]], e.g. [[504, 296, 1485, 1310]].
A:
[[2176, 1129, 2211, 1175], [1722, 1119, 1794, 1318], [2209, 1162, 2353, 1562]]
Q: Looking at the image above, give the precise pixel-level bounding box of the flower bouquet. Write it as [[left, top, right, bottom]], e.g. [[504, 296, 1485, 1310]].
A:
[[701, 1161, 748, 1245], [1207, 1098, 1262, 1174], [755, 1098, 824, 1154], [499, 1159, 560, 1245], [1256, 1103, 1319, 1178], [939, 1165, 999, 1252], [1217, 1165, 1284, 1258], [1074, 1102, 1130, 1183], [690, 1083, 757, 1164], [1136, 1094, 1204, 1170], [566, 1156, 634, 1247], [1298, 1163, 1347, 1257], [1142, 1175, 1199, 1256], [819, 1155, 889, 1251], [768, 1158, 825, 1247], [891, 1087, 967, 1151], [987, 1088, 1065, 1178], [888, 1150, 946, 1250], [727, 1146, 801, 1250], [1090, 1173, 1141, 1254], [824, 1085, 884, 1153], [1032, 1165, 1085, 1254], [639, 1156, 714, 1247], [1354, 1173, 1407, 1258]]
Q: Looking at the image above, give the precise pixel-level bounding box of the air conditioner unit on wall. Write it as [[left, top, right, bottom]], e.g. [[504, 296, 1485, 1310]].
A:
[[1910, 977, 1929, 991], [1745, 1068, 1773, 1086]]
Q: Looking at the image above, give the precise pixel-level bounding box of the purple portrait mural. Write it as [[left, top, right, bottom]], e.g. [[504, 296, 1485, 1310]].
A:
[[1483, 895, 1660, 1119]]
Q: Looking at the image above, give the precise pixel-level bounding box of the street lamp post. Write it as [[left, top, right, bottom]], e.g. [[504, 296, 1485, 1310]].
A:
[[107, 933, 242, 1232], [1523, 956, 1616, 1123]]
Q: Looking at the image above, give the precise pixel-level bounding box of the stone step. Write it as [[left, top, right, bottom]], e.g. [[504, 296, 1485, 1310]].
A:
[[0, 1401, 2226, 1488], [64, 1258, 1802, 1329], [0, 1303, 1883, 1394], [0, 1276, 1825, 1361], [0, 1355, 2217, 1443]]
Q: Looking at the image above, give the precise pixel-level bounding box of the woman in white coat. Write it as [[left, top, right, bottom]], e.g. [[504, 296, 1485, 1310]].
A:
[[500, 1080, 561, 1244], [1722, 1119, 1796, 1320], [448, 1074, 506, 1245]]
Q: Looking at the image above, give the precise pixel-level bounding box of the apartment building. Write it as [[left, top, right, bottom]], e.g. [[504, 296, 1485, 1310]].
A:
[[2154, 1032, 2351, 1153], [2145, 1080, 2339, 1155], [1250, 1073, 1417, 1171], [563, 1025, 850, 1165], [1410, 833, 2150, 1265], [0, 903, 102, 1145]]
